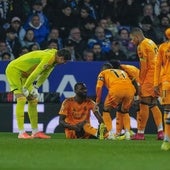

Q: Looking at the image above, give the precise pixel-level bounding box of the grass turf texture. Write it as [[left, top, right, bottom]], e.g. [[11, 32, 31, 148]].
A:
[[0, 133, 169, 170]]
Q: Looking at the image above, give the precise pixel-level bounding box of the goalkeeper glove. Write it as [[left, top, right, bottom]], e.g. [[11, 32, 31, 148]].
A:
[[22, 87, 29, 97], [30, 86, 39, 98]]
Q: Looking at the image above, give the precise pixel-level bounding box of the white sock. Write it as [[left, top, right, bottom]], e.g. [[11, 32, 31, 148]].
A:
[[19, 130, 25, 135], [32, 129, 38, 135]]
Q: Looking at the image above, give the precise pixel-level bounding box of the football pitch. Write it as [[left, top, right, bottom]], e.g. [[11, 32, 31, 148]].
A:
[[0, 133, 169, 170]]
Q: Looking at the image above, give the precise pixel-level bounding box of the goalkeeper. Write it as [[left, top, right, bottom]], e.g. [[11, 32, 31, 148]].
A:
[[5, 48, 71, 139]]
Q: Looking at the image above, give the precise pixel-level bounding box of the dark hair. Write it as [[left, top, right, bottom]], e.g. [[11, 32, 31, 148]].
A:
[[74, 82, 86, 90], [102, 63, 113, 70], [110, 59, 121, 69], [57, 48, 71, 60]]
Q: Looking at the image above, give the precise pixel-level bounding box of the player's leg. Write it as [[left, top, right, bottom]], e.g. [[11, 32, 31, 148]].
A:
[[28, 98, 51, 139], [116, 111, 123, 135], [161, 90, 170, 150], [131, 100, 149, 140], [6, 67, 32, 139], [120, 96, 134, 140], [150, 98, 164, 140]]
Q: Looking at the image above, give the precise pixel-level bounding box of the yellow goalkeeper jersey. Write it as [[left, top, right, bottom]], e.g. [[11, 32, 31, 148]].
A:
[[6, 49, 57, 89]]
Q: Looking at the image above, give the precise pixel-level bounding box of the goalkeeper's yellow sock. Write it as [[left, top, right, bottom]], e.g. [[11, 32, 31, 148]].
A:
[[16, 97, 27, 131], [151, 106, 163, 131], [116, 112, 123, 135], [28, 99, 38, 131]]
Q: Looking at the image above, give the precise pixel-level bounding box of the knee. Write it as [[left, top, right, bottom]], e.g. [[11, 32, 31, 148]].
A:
[[17, 96, 27, 104], [28, 98, 38, 106]]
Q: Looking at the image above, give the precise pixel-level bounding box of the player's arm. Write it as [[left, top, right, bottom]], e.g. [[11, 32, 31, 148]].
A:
[[23, 57, 54, 89], [59, 115, 85, 131], [35, 66, 54, 88], [59, 115, 76, 130], [93, 104, 104, 124], [132, 78, 140, 96], [139, 56, 147, 85], [95, 74, 104, 104], [154, 46, 162, 90]]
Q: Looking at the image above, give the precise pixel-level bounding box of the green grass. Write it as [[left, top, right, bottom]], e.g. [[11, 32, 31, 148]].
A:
[[0, 133, 169, 170]]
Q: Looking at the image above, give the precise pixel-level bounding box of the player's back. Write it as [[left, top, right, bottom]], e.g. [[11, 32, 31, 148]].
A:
[[7, 49, 56, 72], [138, 38, 157, 84], [121, 64, 139, 82], [100, 68, 133, 89]]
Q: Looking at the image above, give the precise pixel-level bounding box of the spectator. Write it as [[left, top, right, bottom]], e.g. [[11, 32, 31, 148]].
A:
[[54, 3, 78, 40], [139, 15, 162, 44], [29, 43, 40, 51], [139, 3, 160, 27], [117, 26, 137, 60], [19, 46, 29, 55], [158, 0, 170, 19], [25, 0, 49, 30], [92, 43, 106, 61], [83, 48, 94, 61], [0, 0, 10, 27], [19, 29, 38, 48], [47, 39, 58, 49], [64, 39, 76, 61], [67, 27, 87, 60], [10, 16, 22, 36], [116, 0, 142, 27], [0, 40, 9, 56], [77, 5, 96, 29], [106, 40, 127, 61], [80, 17, 97, 41], [5, 27, 22, 59], [105, 15, 119, 37], [99, 0, 117, 21], [155, 15, 170, 43], [98, 18, 114, 41], [78, 0, 98, 20], [1, 52, 11, 61], [88, 26, 111, 53], [20, 14, 49, 45], [41, 27, 63, 49]]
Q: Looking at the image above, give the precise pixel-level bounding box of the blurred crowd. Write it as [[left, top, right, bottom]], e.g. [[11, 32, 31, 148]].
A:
[[0, 0, 170, 62]]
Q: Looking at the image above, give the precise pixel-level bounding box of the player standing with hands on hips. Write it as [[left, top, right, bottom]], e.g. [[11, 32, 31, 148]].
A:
[[6, 48, 71, 139]]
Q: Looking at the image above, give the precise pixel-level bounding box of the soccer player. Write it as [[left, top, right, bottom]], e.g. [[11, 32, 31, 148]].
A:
[[95, 63, 136, 140], [154, 28, 170, 150], [5, 48, 71, 139], [59, 82, 106, 139], [110, 59, 140, 136], [130, 27, 164, 140]]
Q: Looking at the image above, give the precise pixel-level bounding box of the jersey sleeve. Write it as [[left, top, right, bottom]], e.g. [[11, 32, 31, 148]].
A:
[[59, 99, 69, 116], [96, 72, 104, 104], [23, 55, 55, 89], [154, 44, 163, 86]]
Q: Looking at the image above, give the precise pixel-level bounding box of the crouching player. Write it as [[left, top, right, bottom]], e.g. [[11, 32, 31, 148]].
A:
[[95, 63, 136, 140], [59, 82, 106, 139]]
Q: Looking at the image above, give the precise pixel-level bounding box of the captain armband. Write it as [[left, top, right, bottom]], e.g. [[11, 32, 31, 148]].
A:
[[97, 77, 104, 81]]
